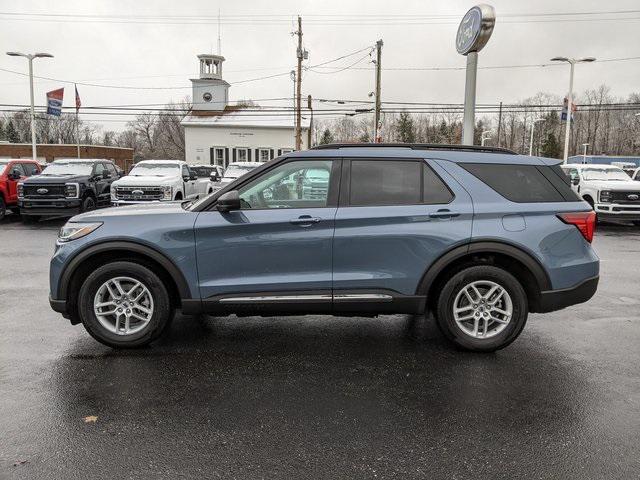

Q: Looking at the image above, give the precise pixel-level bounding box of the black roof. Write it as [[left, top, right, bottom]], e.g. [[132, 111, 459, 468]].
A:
[[311, 143, 517, 155]]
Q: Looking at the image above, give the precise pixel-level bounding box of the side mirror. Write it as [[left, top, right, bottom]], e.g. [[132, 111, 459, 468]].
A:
[[103, 170, 110, 179], [217, 190, 241, 212], [210, 173, 220, 182], [572, 177, 580, 186], [8, 170, 22, 180], [190, 173, 198, 181]]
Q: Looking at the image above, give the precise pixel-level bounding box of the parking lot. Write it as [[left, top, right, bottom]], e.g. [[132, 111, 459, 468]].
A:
[[1, 213, 639, 479]]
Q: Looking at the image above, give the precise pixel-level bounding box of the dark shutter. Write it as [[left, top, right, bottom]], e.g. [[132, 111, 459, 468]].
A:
[[224, 148, 229, 167], [247, 149, 252, 161], [209, 147, 214, 165], [255, 148, 260, 161], [232, 148, 236, 162], [277, 149, 282, 157], [270, 149, 274, 159]]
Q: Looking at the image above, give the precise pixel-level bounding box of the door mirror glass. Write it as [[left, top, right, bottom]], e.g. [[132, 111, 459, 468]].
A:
[[9, 169, 22, 180], [102, 170, 110, 179], [572, 177, 580, 186], [217, 190, 241, 212]]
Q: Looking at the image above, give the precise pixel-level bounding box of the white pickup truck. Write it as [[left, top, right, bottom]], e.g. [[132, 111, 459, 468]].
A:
[[111, 159, 212, 206], [562, 163, 640, 225]]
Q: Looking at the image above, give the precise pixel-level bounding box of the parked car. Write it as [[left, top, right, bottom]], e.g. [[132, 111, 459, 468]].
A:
[[189, 164, 222, 194], [19, 159, 117, 220], [49, 144, 599, 352], [561, 163, 640, 225], [0, 159, 42, 220], [110, 160, 208, 206], [219, 162, 262, 185], [610, 161, 637, 177]]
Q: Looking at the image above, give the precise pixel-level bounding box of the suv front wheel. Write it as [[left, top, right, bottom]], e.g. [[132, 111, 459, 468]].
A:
[[435, 265, 528, 352], [78, 261, 173, 348]]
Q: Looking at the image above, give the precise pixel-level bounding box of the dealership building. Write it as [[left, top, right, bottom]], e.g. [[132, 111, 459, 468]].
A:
[[181, 54, 310, 167]]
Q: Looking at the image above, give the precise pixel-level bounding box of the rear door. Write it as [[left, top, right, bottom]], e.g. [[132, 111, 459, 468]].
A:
[[333, 158, 473, 297]]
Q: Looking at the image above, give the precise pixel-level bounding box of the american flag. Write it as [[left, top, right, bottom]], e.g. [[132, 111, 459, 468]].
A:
[[75, 84, 81, 113]]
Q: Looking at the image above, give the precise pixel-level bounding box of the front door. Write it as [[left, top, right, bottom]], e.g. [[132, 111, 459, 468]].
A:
[[333, 158, 473, 297], [194, 158, 340, 302], [6, 163, 26, 202]]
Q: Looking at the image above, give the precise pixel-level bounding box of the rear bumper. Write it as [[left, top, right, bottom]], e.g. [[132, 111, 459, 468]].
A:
[[19, 199, 81, 216], [537, 275, 599, 313]]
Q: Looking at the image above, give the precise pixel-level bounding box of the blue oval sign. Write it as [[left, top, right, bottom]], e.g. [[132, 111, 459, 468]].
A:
[[456, 5, 495, 55]]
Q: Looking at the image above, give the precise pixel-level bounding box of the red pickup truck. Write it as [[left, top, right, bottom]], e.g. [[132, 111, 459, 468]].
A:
[[0, 159, 42, 220]]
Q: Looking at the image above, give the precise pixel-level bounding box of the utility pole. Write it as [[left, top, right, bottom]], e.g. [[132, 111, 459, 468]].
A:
[[307, 95, 313, 148], [295, 16, 303, 150], [496, 101, 503, 147], [374, 40, 383, 143]]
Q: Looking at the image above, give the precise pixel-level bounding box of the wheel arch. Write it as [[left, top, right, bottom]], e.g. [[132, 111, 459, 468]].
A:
[[418, 241, 552, 314], [59, 241, 192, 322]]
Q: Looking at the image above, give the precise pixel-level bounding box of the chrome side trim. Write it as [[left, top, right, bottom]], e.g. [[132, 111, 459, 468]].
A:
[[333, 294, 393, 302], [218, 293, 393, 304], [219, 295, 332, 304]]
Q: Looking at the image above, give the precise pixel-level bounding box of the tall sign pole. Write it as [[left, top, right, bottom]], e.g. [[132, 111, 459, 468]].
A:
[[456, 5, 495, 145]]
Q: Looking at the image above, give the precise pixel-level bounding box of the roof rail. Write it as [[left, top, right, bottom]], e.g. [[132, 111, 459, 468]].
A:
[[311, 143, 517, 155]]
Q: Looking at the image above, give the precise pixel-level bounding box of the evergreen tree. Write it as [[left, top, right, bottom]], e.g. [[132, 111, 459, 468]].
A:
[[358, 131, 371, 143], [4, 120, 20, 143], [0, 119, 4, 141], [395, 112, 416, 143], [319, 128, 334, 145], [540, 132, 561, 159]]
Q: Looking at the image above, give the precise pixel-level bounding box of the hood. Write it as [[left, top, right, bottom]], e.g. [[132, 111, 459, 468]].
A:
[[23, 174, 87, 184], [113, 174, 178, 186], [584, 180, 640, 191], [70, 201, 187, 222]]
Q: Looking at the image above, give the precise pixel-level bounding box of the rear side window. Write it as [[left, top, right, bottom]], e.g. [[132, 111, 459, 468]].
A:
[[461, 163, 576, 203], [349, 160, 453, 206]]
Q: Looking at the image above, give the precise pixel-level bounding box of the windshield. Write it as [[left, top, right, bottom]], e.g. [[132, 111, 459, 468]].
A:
[[582, 168, 630, 181], [41, 162, 95, 176], [129, 163, 179, 177], [224, 165, 256, 179]]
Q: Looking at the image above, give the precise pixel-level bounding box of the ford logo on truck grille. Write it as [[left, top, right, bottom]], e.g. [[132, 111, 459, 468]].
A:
[[131, 190, 144, 196], [628, 194, 639, 201], [37, 188, 49, 194]]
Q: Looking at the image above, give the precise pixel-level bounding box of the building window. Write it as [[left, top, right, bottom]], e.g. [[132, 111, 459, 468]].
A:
[[258, 148, 270, 162], [211, 147, 225, 166], [235, 148, 249, 162]]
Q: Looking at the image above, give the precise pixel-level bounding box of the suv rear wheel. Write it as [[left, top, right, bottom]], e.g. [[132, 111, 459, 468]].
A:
[[78, 261, 173, 348], [435, 265, 528, 352]]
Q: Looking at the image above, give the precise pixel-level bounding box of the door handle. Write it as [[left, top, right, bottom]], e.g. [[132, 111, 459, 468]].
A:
[[429, 209, 459, 219], [290, 215, 321, 226]]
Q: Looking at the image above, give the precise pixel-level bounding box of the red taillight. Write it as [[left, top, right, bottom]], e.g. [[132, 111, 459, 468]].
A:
[[557, 211, 596, 243]]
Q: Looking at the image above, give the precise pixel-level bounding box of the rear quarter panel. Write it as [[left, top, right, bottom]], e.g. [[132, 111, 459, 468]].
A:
[[436, 159, 599, 290]]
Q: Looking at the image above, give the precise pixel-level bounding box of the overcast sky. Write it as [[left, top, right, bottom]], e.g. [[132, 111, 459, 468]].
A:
[[1, 0, 639, 130]]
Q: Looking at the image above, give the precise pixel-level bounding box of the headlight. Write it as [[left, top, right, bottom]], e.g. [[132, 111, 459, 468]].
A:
[[17, 183, 24, 199], [58, 222, 102, 242], [162, 185, 172, 200], [599, 190, 612, 203], [65, 183, 79, 199]]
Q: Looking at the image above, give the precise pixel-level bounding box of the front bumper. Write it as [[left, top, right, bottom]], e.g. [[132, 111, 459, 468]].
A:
[[111, 199, 166, 206], [537, 275, 599, 313], [18, 198, 82, 216], [595, 203, 640, 220]]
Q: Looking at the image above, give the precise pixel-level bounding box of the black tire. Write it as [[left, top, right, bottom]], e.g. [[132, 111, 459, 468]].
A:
[[174, 192, 183, 201], [81, 195, 96, 212], [0, 197, 5, 221], [435, 265, 528, 352], [632, 221, 640, 227], [78, 261, 173, 348]]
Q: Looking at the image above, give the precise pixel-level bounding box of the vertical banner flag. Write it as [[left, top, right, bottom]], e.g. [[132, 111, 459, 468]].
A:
[[75, 85, 81, 113], [46, 88, 64, 116], [561, 97, 577, 122]]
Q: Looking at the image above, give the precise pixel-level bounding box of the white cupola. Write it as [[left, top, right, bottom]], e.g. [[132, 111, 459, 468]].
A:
[[191, 54, 229, 112]]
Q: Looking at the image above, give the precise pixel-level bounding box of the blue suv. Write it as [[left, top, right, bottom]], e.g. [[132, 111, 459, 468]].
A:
[[49, 144, 599, 352]]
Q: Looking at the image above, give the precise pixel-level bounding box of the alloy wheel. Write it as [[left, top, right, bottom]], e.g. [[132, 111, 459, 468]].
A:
[[93, 276, 154, 335], [452, 280, 512, 339]]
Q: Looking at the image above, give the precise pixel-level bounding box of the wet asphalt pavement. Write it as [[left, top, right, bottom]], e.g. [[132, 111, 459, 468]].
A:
[[0, 213, 639, 480]]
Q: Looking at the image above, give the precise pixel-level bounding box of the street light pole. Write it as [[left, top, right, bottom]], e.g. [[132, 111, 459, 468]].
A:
[[550, 56, 596, 163], [529, 118, 544, 156], [582, 143, 589, 164], [6, 51, 54, 161]]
